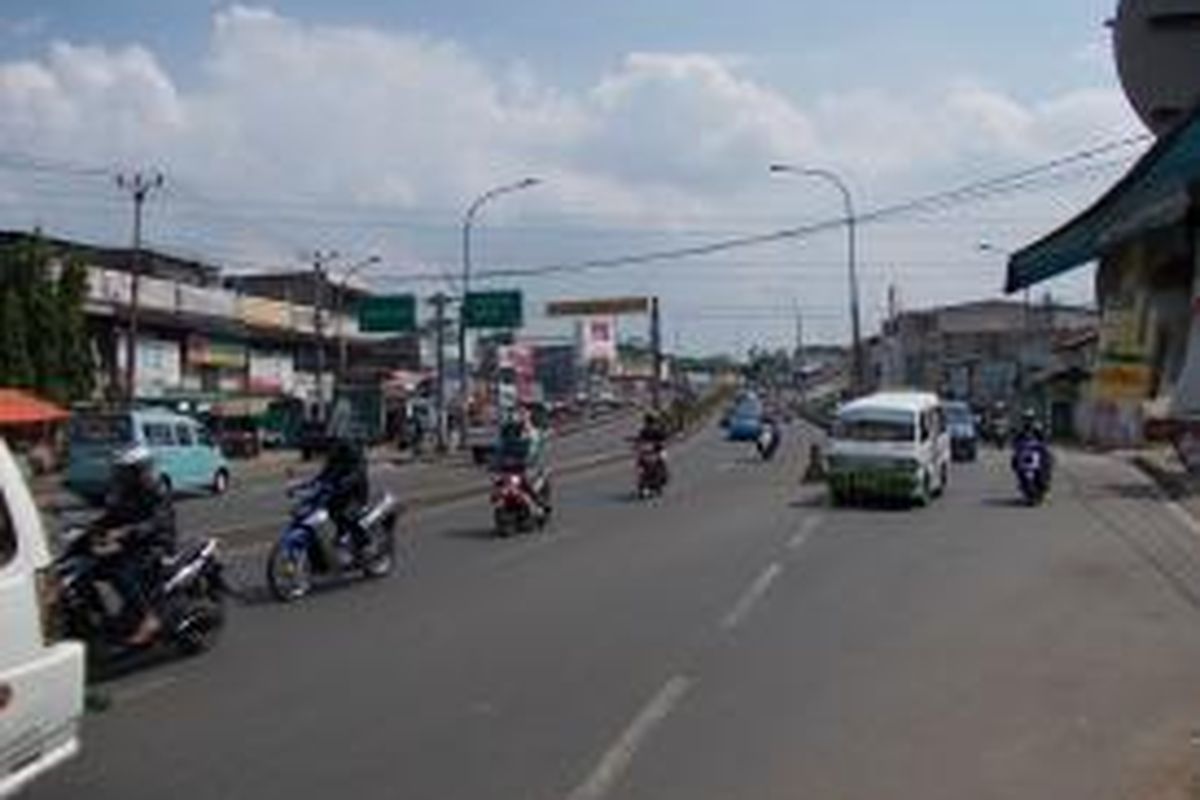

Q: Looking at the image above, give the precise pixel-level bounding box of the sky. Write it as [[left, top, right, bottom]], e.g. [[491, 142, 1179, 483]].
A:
[[0, 1, 1146, 354]]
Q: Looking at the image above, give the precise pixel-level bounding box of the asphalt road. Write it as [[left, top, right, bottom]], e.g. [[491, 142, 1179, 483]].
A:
[[28, 426, 1200, 800], [147, 409, 645, 544]]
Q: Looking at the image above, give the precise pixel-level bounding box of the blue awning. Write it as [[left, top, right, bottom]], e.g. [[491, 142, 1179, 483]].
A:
[[1006, 111, 1200, 293]]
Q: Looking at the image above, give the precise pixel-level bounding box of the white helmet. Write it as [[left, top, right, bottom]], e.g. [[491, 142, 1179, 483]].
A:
[[115, 443, 154, 468]]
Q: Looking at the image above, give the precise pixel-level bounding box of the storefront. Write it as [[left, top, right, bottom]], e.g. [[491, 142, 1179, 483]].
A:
[[1007, 101, 1200, 449]]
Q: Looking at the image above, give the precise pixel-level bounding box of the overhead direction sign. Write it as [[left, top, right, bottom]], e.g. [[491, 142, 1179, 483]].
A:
[[545, 296, 651, 317], [463, 290, 523, 329], [358, 295, 417, 333]]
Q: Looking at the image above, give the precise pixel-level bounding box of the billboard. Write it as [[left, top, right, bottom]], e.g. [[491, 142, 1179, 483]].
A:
[[578, 316, 617, 365], [547, 297, 649, 317]]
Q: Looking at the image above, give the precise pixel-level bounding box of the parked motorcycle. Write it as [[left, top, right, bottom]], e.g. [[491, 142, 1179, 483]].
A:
[[491, 465, 550, 537], [267, 481, 400, 601], [635, 442, 669, 499], [1014, 442, 1049, 506], [55, 526, 227, 661]]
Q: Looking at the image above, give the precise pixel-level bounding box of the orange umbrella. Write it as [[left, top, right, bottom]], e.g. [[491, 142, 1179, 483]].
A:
[[0, 389, 69, 427]]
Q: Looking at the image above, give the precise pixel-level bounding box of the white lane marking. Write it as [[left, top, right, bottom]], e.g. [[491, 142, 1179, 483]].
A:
[[789, 514, 824, 550], [565, 675, 693, 800], [721, 562, 783, 631]]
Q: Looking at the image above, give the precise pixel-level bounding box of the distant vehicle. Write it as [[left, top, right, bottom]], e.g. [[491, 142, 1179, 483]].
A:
[[726, 396, 765, 441], [67, 409, 230, 503], [826, 391, 951, 507], [0, 437, 86, 798], [296, 419, 330, 462], [943, 401, 978, 462]]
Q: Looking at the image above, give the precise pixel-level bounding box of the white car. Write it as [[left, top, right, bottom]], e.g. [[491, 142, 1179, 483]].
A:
[[0, 438, 86, 798], [826, 391, 952, 506]]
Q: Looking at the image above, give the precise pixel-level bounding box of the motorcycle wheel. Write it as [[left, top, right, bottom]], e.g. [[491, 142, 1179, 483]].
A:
[[362, 524, 397, 579], [494, 509, 516, 538], [267, 541, 314, 602], [173, 584, 225, 656]]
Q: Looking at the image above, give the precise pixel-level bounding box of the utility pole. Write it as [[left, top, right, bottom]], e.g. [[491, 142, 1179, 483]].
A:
[[430, 293, 452, 453], [650, 296, 663, 412], [311, 250, 339, 424], [116, 171, 163, 405], [795, 304, 806, 405]]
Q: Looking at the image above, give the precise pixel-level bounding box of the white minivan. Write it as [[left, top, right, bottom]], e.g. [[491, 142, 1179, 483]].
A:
[[0, 438, 85, 797], [826, 391, 951, 506]]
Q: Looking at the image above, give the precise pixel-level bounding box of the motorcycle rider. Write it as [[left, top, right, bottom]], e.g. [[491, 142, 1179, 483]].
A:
[[1011, 408, 1053, 490], [494, 408, 550, 513], [91, 444, 177, 647], [315, 436, 370, 556], [635, 411, 670, 489]]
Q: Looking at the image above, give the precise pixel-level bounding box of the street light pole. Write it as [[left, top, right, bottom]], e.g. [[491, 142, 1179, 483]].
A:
[[335, 254, 382, 384], [311, 249, 339, 424], [117, 171, 164, 405], [770, 164, 863, 395], [458, 177, 540, 443]]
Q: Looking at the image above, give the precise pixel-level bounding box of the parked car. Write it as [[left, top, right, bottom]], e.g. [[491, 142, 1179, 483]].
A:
[[943, 401, 978, 461], [0, 437, 86, 797], [826, 391, 951, 506], [66, 408, 231, 502]]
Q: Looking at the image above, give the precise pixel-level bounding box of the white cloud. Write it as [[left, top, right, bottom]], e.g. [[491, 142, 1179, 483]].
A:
[[0, 5, 1145, 350]]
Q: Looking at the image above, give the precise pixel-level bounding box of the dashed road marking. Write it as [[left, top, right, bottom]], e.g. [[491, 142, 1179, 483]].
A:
[[721, 562, 783, 631], [789, 514, 824, 550], [565, 675, 693, 800]]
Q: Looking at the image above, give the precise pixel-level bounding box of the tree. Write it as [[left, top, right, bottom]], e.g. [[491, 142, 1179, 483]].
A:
[[0, 234, 95, 402]]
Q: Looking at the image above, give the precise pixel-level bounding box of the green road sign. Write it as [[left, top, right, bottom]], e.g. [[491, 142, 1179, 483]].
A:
[[358, 295, 416, 333], [463, 290, 523, 329]]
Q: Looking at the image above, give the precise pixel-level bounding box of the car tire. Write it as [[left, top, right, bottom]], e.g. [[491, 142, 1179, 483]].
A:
[[212, 468, 230, 495], [914, 472, 932, 507]]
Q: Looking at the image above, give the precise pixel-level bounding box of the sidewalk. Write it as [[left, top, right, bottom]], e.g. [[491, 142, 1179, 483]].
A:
[[1124, 444, 1200, 519]]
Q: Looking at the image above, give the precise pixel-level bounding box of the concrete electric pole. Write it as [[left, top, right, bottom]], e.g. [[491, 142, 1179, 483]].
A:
[[116, 171, 163, 405]]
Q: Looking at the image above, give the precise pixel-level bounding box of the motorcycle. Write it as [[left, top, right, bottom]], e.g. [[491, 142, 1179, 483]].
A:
[[1014, 442, 1049, 505], [266, 481, 400, 602], [756, 423, 781, 461], [55, 526, 227, 661], [491, 464, 550, 537], [635, 442, 669, 499]]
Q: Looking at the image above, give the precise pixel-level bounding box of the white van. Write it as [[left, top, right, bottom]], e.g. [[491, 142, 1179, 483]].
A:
[[826, 391, 951, 506], [0, 438, 85, 797]]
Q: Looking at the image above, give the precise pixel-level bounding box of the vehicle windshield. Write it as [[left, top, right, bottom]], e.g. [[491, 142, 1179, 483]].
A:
[[834, 412, 915, 443], [69, 414, 133, 446], [944, 404, 973, 425]]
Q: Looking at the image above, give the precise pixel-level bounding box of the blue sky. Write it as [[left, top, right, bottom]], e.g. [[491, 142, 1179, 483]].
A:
[[0, 2, 1140, 353]]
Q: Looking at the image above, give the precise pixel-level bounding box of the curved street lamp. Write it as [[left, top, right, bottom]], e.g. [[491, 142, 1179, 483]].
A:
[[457, 177, 541, 441], [770, 164, 864, 394]]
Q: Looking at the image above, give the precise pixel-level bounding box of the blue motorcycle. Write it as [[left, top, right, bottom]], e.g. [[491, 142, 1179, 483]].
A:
[[266, 480, 400, 602], [1014, 441, 1050, 506]]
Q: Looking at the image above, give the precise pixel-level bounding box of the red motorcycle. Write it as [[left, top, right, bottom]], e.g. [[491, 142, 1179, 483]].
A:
[[635, 442, 669, 499], [491, 464, 551, 537]]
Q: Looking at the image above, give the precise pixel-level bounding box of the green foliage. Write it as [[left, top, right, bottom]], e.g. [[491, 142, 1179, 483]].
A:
[[0, 235, 95, 402]]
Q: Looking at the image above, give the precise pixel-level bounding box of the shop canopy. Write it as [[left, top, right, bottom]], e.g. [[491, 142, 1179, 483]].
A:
[[0, 388, 69, 427], [1006, 104, 1200, 294]]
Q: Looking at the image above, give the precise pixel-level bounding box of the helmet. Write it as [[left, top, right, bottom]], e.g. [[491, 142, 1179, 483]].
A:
[[1021, 408, 1038, 425]]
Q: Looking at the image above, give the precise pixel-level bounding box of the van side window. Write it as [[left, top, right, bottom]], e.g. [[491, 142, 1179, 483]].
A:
[[143, 422, 175, 447], [919, 412, 931, 442], [176, 424, 194, 447], [197, 427, 215, 448], [0, 488, 15, 568]]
